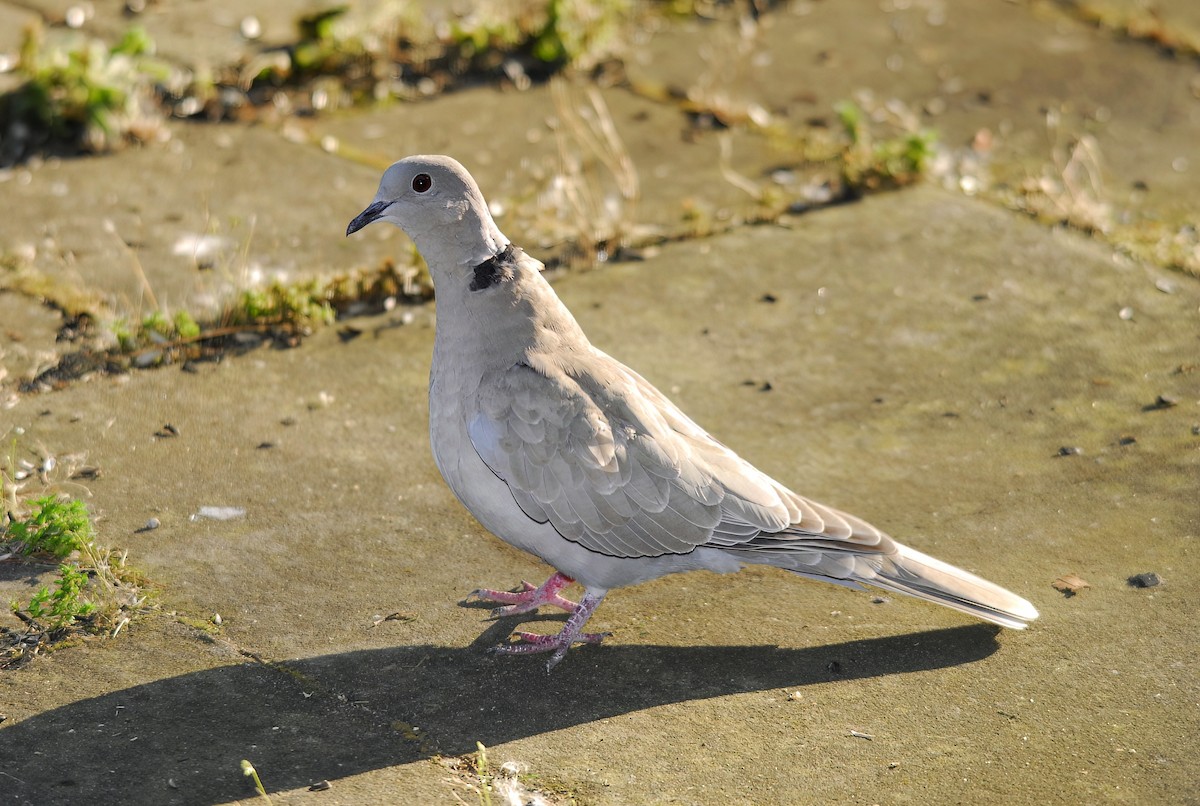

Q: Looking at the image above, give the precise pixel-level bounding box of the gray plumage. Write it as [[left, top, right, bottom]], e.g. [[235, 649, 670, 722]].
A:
[[347, 155, 1038, 665]]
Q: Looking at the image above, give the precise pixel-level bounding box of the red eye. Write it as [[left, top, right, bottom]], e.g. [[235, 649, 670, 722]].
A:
[[412, 173, 431, 193]]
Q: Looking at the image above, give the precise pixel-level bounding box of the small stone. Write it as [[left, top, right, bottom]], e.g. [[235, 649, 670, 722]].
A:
[[136, 517, 160, 533], [1052, 573, 1090, 596], [65, 5, 88, 28], [1056, 446, 1082, 457], [308, 780, 332, 792], [1118, 306, 1134, 320], [240, 16, 262, 40], [1127, 572, 1163, 588]]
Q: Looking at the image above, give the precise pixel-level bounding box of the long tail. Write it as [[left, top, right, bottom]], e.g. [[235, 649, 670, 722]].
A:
[[862, 544, 1039, 629]]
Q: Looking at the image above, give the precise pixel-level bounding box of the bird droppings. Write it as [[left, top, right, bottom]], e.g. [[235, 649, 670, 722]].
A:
[[1128, 572, 1163, 588], [192, 506, 246, 521]]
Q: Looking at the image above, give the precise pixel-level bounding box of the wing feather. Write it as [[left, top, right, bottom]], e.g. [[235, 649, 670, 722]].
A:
[[467, 354, 895, 563]]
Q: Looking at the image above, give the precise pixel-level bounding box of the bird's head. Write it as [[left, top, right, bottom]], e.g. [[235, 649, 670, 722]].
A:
[[346, 155, 508, 270]]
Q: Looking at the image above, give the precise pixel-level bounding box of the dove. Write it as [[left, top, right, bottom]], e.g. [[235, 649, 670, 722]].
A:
[[347, 155, 1038, 669]]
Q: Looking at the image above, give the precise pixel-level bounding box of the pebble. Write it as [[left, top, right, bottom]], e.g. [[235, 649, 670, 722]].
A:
[[136, 517, 161, 533], [1127, 572, 1163, 588], [240, 16, 262, 40]]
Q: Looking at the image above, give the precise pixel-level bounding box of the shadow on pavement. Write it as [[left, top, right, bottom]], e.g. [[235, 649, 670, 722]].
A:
[[0, 623, 999, 804]]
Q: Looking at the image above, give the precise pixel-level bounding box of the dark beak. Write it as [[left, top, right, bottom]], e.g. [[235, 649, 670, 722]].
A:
[[346, 199, 391, 236]]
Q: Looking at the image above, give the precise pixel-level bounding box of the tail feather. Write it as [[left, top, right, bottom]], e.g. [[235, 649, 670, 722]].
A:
[[865, 544, 1039, 629]]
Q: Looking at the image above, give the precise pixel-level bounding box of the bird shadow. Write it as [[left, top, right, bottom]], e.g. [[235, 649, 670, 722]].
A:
[[0, 623, 999, 805]]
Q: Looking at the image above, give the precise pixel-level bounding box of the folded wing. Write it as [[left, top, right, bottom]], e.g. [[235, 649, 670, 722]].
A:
[[466, 351, 895, 577]]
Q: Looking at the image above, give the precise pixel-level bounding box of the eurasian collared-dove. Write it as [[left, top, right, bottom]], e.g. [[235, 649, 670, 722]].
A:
[[348, 155, 1038, 668]]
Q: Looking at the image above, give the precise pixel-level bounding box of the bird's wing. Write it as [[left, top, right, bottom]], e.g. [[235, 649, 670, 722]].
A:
[[466, 349, 893, 566]]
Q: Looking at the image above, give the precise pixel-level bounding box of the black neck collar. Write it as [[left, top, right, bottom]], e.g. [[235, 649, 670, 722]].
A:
[[470, 243, 519, 292]]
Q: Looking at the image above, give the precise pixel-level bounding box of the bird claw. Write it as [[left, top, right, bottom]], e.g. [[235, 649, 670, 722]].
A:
[[466, 572, 580, 617], [482, 590, 608, 670], [489, 629, 612, 670], [465, 580, 537, 606]]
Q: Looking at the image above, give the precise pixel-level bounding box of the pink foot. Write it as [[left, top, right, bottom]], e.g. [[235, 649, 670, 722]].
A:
[[466, 571, 580, 618], [489, 591, 609, 670]]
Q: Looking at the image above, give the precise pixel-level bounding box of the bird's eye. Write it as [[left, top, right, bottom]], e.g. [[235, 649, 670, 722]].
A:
[[412, 173, 432, 193]]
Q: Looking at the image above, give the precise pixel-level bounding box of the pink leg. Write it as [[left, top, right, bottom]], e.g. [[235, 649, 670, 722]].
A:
[[490, 591, 609, 669], [466, 571, 580, 618]]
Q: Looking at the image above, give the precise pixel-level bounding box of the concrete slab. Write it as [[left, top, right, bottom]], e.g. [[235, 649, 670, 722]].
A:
[[0, 291, 61, 393], [627, 0, 1200, 223], [315, 82, 791, 252], [1, 185, 1196, 803], [18, 0, 329, 70], [0, 123, 400, 320]]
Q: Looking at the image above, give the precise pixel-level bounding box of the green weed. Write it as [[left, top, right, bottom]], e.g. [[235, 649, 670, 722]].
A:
[[2, 485, 150, 666], [241, 760, 272, 803], [6, 494, 92, 559], [836, 100, 937, 193], [16, 563, 97, 632], [0, 25, 169, 163]]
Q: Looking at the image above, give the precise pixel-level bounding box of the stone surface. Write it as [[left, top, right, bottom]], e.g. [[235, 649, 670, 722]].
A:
[[1, 187, 1197, 804], [1, 2, 1199, 804], [628, 0, 1200, 221], [0, 123, 394, 319]]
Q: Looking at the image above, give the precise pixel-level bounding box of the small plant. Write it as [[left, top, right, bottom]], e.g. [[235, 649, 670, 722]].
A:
[[836, 100, 936, 193], [5, 494, 92, 559], [15, 563, 97, 632], [3, 486, 150, 667], [443, 742, 574, 805], [231, 280, 337, 328], [532, 0, 630, 68], [0, 25, 170, 163], [241, 760, 272, 803], [474, 741, 494, 806]]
